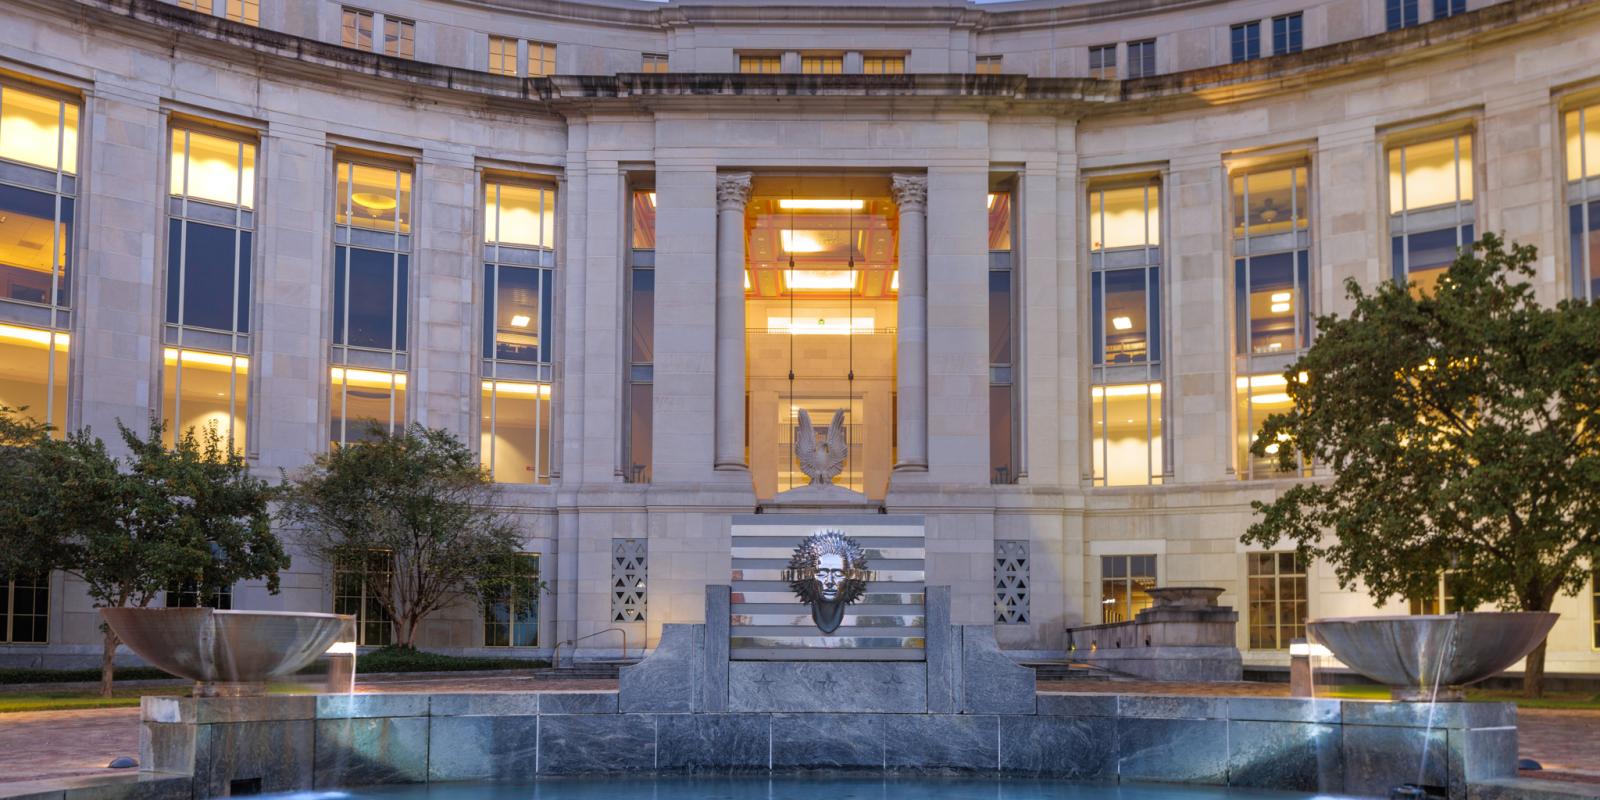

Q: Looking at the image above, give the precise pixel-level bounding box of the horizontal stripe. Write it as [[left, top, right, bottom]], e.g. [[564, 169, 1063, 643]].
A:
[[731, 625, 925, 637], [730, 648, 926, 662], [731, 537, 924, 550], [730, 525, 925, 538], [732, 568, 925, 582], [731, 557, 925, 570], [730, 602, 921, 614], [731, 614, 926, 627], [731, 546, 925, 560], [731, 591, 924, 604], [730, 636, 926, 649]]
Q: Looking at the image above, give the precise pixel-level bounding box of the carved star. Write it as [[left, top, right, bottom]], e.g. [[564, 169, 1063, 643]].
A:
[[881, 673, 902, 687], [752, 673, 776, 689]]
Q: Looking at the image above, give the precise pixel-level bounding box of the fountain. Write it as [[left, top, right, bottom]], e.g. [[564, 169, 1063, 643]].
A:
[[100, 607, 354, 696], [1307, 611, 1558, 701]]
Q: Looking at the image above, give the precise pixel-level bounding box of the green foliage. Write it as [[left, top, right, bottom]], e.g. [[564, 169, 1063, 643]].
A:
[[1244, 233, 1600, 624], [278, 424, 523, 648], [345, 646, 550, 674], [0, 666, 174, 684]]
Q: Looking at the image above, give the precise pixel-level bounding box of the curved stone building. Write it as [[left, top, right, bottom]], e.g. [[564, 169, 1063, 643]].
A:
[[1, 0, 1598, 676]]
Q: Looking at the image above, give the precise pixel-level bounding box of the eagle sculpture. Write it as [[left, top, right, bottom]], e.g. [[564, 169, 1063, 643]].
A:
[[795, 408, 849, 487]]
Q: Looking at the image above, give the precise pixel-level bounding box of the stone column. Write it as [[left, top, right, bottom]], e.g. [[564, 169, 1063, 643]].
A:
[[714, 172, 754, 471], [892, 173, 929, 472]]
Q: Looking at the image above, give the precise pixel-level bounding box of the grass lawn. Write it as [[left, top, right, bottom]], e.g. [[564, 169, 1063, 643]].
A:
[[0, 686, 189, 714], [1314, 684, 1600, 710]]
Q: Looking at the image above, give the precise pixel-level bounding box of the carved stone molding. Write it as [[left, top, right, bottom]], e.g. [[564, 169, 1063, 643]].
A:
[[716, 171, 754, 210], [890, 173, 928, 213]]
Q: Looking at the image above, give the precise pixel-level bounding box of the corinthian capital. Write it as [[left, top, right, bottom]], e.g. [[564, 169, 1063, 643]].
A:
[[716, 171, 754, 211], [890, 173, 928, 213]]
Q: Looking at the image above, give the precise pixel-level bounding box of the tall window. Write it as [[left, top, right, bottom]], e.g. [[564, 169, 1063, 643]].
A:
[[1433, 0, 1465, 19], [975, 55, 1002, 75], [166, 581, 233, 609], [1387, 0, 1419, 29], [1088, 45, 1116, 79], [801, 55, 843, 75], [482, 180, 556, 485], [739, 55, 782, 74], [863, 56, 905, 75], [1231, 22, 1261, 63], [382, 16, 415, 59], [1232, 164, 1311, 479], [1592, 571, 1598, 649], [1089, 180, 1163, 486], [1101, 555, 1156, 623], [1408, 573, 1460, 614], [484, 553, 539, 647], [179, 0, 257, 25], [1, 574, 48, 643], [1127, 40, 1156, 78], [341, 8, 373, 51], [330, 160, 411, 447], [1272, 14, 1303, 55], [642, 53, 669, 74], [1247, 551, 1307, 650], [178, 0, 213, 11], [1565, 103, 1600, 301], [624, 188, 655, 483], [488, 36, 517, 76], [989, 190, 1017, 484], [333, 550, 392, 647], [0, 84, 77, 435], [1388, 133, 1474, 294], [528, 42, 556, 77], [165, 127, 255, 453]]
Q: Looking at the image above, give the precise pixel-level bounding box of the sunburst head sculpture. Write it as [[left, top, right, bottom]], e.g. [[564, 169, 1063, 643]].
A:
[[795, 408, 848, 487]]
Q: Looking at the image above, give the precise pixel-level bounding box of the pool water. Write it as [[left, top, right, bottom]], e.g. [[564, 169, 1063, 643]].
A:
[[267, 777, 1349, 800]]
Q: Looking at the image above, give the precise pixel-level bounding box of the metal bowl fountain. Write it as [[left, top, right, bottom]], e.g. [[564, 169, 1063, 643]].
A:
[[101, 607, 354, 696], [1307, 611, 1558, 701]]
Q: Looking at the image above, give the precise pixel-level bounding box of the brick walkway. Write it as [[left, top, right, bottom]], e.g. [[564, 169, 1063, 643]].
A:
[[2, 676, 1596, 786]]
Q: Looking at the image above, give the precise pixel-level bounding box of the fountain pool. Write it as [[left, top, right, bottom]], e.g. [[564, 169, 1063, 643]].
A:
[[258, 777, 1352, 800]]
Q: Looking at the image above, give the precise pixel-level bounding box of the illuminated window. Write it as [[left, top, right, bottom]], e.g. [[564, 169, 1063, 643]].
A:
[[225, 0, 259, 26], [1231, 21, 1261, 63], [1387, 0, 1419, 29], [989, 190, 1017, 484], [1088, 45, 1116, 79], [1127, 39, 1156, 78], [642, 53, 669, 73], [863, 56, 905, 75], [332, 159, 410, 447], [1232, 164, 1311, 479], [166, 581, 232, 609], [1272, 13, 1302, 54], [1248, 552, 1306, 650], [975, 55, 1002, 75], [0, 83, 79, 176], [625, 188, 655, 483], [1408, 573, 1460, 615], [1, 573, 48, 643], [330, 367, 405, 446], [1432, 0, 1465, 19], [341, 8, 373, 51], [334, 550, 392, 647], [1388, 133, 1474, 294], [801, 55, 843, 75], [0, 84, 78, 343], [739, 55, 782, 74], [0, 324, 68, 436], [528, 42, 556, 77], [483, 553, 539, 647], [1089, 179, 1163, 486], [383, 16, 414, 59], [162, 348, 249, 453], [1565, 104, 1600, 301], [488, 36, 518, 76], [1592, 571, 1598, 648], [482, 181, 555, 484], [1101, 555, 1156, 623], [178, 0, 213, 12]]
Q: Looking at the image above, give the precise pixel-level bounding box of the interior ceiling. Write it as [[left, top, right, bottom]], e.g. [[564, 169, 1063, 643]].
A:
[[744, 195, 899, 300]]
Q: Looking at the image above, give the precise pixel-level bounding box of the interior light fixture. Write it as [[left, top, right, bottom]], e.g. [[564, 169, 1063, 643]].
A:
[[0, 323, 68, 348], [1270, 292, 1292, 303], [647, 192, 657, 207], [987, 194, 996, 209], [777, 199, 864, 211], [890, 271, 899, 291], [482, 381, 551, 397], [1090, 382, 1162, 398], [783, 269, 857, 291], [744, 271, 752, 290], [1111, 316, 1133, 331], [164, 347, 247, 371], [333, 367, 406, 387], [767, 314, 874, 336], [780, 230, 827, 254], [509, 314, 531, 328], [351, 192, 397, 211], [1269, 302, 1291, 313]]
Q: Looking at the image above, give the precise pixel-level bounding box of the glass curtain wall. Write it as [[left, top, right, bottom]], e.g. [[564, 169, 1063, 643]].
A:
[[481, 180, 555, 484], [1388, 133, 1475, 294], [1566, 103, 1600, 301], [989, 188, 1018, 484], [1088, 179, 1164, 486], [624, 188, 655, 483], [330, 159, 411, 447]]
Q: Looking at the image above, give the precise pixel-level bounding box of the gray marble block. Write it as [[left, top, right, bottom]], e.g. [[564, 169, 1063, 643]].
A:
[[924, 586, 957, 714], [1227, 719, 1343, 793], [728, 661, 926, 713], [1035, 693, 1117, 718], [316, 694, 428, 720], [538, 691, 619, 715], [428, 693, 540, 717], [1228, 697, 1341, 724], [656, 713, 771, 772], [1116, 717, 1229, 785], [769, 713, 885, 770], [538, 715, 657, 774], [1118, 694, 1226, 720], [619, 623, 702, 713], [425, 715, 538, 782], [960, 625, 1035, 714], [1342, 723, 1449, 799], [702, 585, 731, 712], [313, 716, 428, 788], [885, 714, 998, 771], [997, 715, 1116, 778], [191, 720, 315, 798]]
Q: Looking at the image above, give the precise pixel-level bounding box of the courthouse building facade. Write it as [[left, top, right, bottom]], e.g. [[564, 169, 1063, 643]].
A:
[[2, 0, 1600, 673]]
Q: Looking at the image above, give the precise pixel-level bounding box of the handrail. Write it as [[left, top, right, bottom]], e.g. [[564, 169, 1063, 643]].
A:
[[551, 627, 628, 669]]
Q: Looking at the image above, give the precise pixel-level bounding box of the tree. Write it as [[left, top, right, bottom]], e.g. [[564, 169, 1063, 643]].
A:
[[1242, 234, 1600, 697], [278, 424, 523, 649], [0, 413, 288, 696]]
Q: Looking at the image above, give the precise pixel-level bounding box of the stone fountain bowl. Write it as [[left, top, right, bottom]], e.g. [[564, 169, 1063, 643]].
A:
[[1307, 611, 1558, 701], [101, 607, 353, 695]]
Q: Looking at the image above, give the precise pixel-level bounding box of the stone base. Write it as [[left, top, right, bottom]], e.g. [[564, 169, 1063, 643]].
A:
[[1074, 645, 1244, 682]]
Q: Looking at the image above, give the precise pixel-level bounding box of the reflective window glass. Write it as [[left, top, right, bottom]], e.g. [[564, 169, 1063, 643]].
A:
[[329, 367, 405, 446], [483, 554, 539, 646], [1, 573, 49, 643], [480, 381, 551, 484], [0, 85, 78, 175], [161, 348, 247, 454], [0, 184, 72, 308], [0, 323, 68, 435], [169, 129, 255, 209], [485, 183, 554, 249], [333, 247, 407, 351], [1091, 382, 1163, 487], [336, 161, 411, 233]]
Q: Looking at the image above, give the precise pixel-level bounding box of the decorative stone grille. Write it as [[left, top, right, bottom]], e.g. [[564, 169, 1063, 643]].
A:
[[611, 538, 647, 622], [994, 539, 1030, 624]]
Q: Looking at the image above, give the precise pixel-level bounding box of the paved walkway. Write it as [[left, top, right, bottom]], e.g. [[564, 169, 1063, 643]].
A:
[[2, 676, 1596, 786]]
